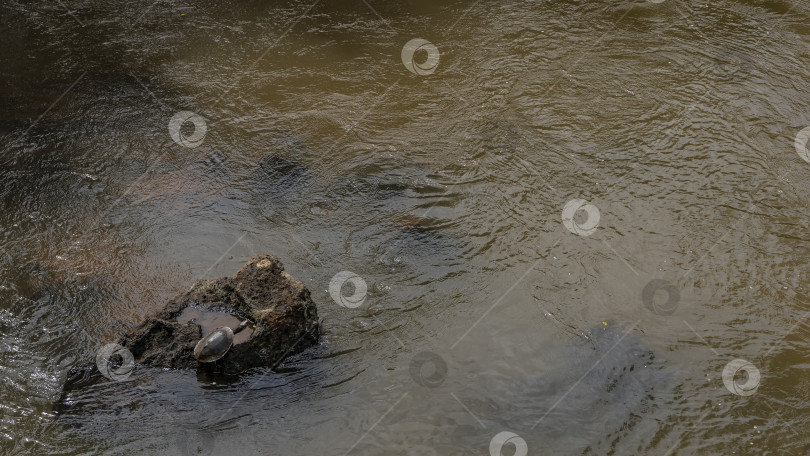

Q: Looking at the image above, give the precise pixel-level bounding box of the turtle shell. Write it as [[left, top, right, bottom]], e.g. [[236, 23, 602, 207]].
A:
[[193, 326, 234, 363]]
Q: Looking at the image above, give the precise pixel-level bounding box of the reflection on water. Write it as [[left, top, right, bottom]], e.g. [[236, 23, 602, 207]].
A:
[[2, 0, 810, 454]]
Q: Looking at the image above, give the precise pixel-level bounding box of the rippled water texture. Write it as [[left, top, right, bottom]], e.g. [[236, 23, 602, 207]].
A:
[[2, 0, 810, 454]]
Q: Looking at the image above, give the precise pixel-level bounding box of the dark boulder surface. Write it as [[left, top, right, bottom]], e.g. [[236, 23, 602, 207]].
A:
[[64, 254, 320, 389]]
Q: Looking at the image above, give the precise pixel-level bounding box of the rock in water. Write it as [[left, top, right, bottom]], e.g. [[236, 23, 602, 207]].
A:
[[73, 255, 319, 379]]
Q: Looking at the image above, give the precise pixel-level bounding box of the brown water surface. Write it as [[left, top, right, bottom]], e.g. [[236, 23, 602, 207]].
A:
[[2, 0, 810, 455]]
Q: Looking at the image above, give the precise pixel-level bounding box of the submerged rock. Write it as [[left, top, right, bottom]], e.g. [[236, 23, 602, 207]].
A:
[[67, 254, 319, 382], [251, 155, 311, 218]]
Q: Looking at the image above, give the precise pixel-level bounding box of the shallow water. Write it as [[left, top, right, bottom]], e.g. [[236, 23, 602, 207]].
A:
[[2, 0, 810, 454]]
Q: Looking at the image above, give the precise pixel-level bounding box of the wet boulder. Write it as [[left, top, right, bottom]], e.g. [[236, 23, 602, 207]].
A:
[[69, 254, 319, 380]]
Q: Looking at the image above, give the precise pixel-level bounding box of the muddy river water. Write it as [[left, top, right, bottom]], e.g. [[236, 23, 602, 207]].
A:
[[2, 0, 810, 454]]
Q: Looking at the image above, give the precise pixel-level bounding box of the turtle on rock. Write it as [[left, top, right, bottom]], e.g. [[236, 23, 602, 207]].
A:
[[193, 320, 249, 363]]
